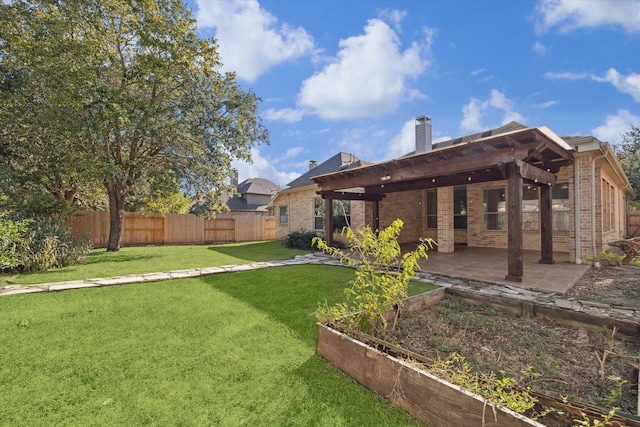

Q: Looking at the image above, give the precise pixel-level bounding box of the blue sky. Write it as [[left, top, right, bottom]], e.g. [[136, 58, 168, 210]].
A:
[[188, 0, 640, 187]]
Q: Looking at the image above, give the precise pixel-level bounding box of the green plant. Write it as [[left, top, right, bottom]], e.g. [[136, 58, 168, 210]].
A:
[[428, 353, 540, 418], [583, 251, 625, 267], [0, 213, 91, 273], [574, 406, 620, 426], [313, 219, 436, 338], [0, 211, 32, 270], [281, 230, 318, 250]]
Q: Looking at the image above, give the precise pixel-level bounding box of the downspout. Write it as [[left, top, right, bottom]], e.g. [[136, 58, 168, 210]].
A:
[[591, 143, 607, 257], [574, 160, 581, 263], [287, 192, 291, 235]]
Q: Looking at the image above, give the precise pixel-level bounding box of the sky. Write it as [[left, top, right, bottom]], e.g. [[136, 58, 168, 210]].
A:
[[188, 0, 640, 187]]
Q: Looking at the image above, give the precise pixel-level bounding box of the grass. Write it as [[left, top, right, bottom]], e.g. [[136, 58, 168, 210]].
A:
[[0, 241, 309, 286], [0, 264, 436, 426]]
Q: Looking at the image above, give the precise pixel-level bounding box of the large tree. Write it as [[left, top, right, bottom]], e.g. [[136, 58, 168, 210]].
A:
[[616, 126, 640, 209], [0, 0, 268, 250]]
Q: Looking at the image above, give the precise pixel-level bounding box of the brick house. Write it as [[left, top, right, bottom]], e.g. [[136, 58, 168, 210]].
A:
[[269, 153, 370, 241], [224, 170, 279, 216], [312, 117, 635, 281]]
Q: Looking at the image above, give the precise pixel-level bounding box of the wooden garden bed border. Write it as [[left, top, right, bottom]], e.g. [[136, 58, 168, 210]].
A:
[[316, 288, 640, 427]]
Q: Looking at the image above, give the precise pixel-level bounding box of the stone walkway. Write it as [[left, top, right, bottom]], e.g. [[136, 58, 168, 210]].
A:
[[2, 253, 638, 323]]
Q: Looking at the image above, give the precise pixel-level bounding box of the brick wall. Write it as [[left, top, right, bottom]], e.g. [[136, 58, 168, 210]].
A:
[[294, 151, 630, 262], [271, 185, 365, 240]]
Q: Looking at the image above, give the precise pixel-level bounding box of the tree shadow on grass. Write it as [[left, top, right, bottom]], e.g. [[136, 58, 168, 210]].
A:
[[206, 241, 299, 263]]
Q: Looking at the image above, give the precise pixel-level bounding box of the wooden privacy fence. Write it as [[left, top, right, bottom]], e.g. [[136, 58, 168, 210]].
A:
[[630, 211, 640, 237], [67, 211, 276, 248]]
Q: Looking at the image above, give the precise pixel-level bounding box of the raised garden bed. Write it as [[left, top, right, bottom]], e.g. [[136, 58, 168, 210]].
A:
[[317, 288, 640, 426]]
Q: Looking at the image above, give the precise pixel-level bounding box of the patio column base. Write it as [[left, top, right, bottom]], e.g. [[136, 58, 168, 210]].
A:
[[539, 259, 555, 265], [504, 274, 523, 282]]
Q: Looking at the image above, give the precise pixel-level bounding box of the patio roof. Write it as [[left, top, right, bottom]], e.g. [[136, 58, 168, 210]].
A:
[[312, 126, 573, 195], [312, 125, 575, 283]]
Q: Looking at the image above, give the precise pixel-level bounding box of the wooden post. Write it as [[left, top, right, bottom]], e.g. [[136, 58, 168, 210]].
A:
[[506, 162, 523, 282], [324, 195, 334, 247], [539, 184, 554, 264], [372, 199, 380, 233]]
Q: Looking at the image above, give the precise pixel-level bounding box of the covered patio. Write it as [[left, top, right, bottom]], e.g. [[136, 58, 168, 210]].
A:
[[408, 245, 589, 293], [313, 124, 576, 283]]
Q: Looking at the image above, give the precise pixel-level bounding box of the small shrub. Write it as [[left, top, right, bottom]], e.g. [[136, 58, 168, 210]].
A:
[[0, 213, 92, 272], [0, 212, 32, 270], [281, 230, 318, 251], [314, 219, 436, 338], [583, 251, 625, 267]]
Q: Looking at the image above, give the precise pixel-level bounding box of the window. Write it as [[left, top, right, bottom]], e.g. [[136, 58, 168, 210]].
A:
[[314, 198, 324, 230], [552, 182, 569, 231], [313, 198, 351, 231], [484, 187, 505, 230], [454, 187, 467, 229], [602, 179, 616, 232], [333, 199, 351, 231], [279, 206, 288, 224], [426, 190, 437, 229], [522, 185, 539, 231]]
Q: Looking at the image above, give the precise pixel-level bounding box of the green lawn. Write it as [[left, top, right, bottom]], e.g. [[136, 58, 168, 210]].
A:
[[0, 265, 434, 426], [1, 241, 309, 286]]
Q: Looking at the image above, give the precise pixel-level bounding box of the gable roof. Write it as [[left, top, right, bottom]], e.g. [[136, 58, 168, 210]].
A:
[[225, 196, 269, 212], [236, 178, 279, 196], [287, 152, 370, 188]]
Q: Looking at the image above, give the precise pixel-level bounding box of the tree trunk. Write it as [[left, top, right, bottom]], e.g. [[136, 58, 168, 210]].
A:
[[106, 185, 126, 252]]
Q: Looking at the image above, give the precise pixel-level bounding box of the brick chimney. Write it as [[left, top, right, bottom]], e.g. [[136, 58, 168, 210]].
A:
[[415, 115, 432, 154], [231, 169, 239, 187]]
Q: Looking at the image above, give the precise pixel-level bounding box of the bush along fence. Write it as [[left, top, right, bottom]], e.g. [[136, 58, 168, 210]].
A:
[[66, 211, 276, 248]]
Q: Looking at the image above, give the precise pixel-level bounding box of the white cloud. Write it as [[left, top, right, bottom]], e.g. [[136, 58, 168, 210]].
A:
[[195, 0, 315, 82], [379, 9, 407, 31], [297, 19, 433, 120], [536, 0, 640, 33], [545, 71, 590, 80], [592, 110, 640, 146], [594, 69, 640, 102], [263, 108, 305, 123], [460, 90, 525, 133], [547, 68, 640, 102], [532, 41, 547, 56], [470, 68, 487, 76], [232, 148, 301, 187], [537, 100, 558, 109], [386, 119, 416, 159]]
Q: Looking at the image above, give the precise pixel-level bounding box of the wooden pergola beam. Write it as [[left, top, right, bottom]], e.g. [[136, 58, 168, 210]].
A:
[[314, 143, 543, 192], [316, 191, 385, 201]]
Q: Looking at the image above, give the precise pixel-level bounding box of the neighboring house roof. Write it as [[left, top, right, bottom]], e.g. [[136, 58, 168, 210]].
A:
[[236, 178, 279, 196], [287, 152, 370, 188], [226, 177, 279, 212]]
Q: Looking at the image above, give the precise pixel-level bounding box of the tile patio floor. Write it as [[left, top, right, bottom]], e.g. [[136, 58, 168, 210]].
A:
[[407, 244, 590, 294]]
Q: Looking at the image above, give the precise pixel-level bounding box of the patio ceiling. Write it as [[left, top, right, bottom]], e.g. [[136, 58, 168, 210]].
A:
[[312, 126, 574, 196]]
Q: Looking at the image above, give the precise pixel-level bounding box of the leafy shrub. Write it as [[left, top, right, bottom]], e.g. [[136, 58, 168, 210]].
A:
[[281, 230, 318, 251], [0, 213, 92, 272], [313, 219, 436, 338], [0, 212, 32, 270]]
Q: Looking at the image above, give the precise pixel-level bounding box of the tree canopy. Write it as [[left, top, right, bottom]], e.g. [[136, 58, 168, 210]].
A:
[[616, 126, 640, 209], [0, 0, 269, 250]]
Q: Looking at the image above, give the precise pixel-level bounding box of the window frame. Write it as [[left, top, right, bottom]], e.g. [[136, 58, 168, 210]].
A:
[[279, 206, 288, 224], [483, 187, 506, 231], [425, 189, 437, 229]]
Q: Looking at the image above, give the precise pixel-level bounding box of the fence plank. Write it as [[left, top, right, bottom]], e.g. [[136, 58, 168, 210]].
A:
[[67, 211, 275, 247]]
